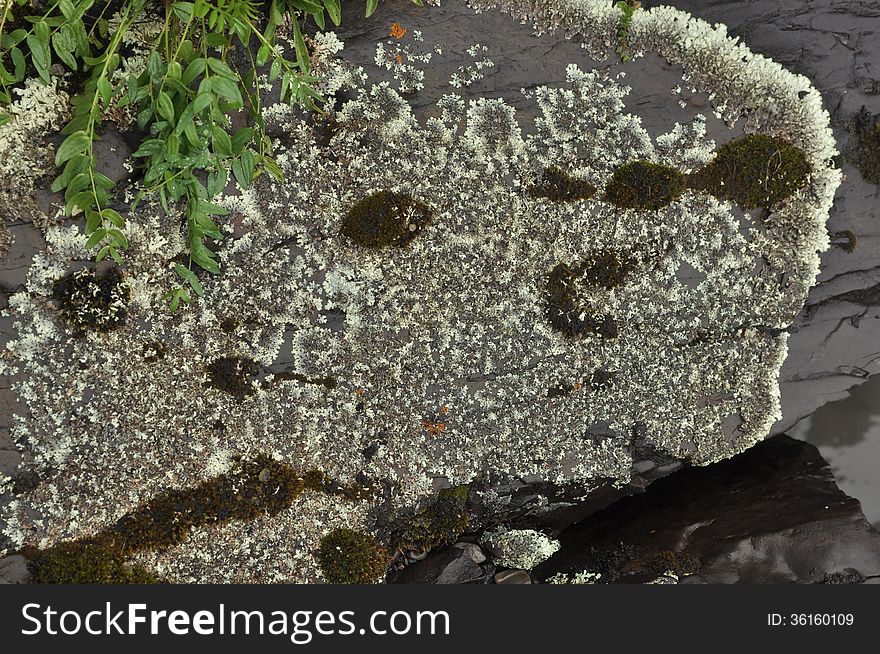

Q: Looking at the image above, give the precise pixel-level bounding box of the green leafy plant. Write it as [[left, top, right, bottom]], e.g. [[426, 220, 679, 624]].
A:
[[1, 0, 424, 308], [616, 0, 640, 63]]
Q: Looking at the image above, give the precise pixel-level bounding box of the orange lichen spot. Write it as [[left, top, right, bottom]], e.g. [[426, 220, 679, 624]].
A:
[[439, 405, 448, 415], [421, 420, 447, 437], [354, 388, 365, 397], [395, 53, 404, 64], [390, 23, 407, 39]]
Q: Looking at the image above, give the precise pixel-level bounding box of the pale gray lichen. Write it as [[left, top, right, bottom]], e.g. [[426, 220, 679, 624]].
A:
[[0, 77, 70, 228], [0, 0, 839, 580], [485, 528, 560, 570], [546, 570, 603, 584]]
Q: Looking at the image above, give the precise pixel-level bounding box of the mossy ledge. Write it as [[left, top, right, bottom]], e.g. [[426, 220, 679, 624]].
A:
[[51, 267, 128, 333], [528, 166, 597, 202], [604, 161, 686, 210], [22, 456, 372, 583], [690, 134, 811, 208], [340, 190, 432, 248], [317, 528, 390, 584]]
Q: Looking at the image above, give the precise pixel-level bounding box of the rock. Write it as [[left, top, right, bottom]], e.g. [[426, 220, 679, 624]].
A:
[[0, 555, 30, 584], [485, 529, 560, 570], [535, 436, 880, 584], [494, 569, 532, 584], [91, 128, 133, 185], [390, 542, 488, 584]]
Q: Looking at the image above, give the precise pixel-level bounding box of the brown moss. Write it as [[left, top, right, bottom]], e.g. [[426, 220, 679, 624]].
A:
[[207, 356, 261, 399], [52, 267, 128, 333], [546, 250, 634, 339], [317, 528, 390, 584], [98, 456, 310, 553], [832, 230, 858, 253], [19, 456, 374, 583], [851, 108, 880, 185], [528, 166, 597, 202], [604, 161, 686, 210], [690, 134, 811, 208], [340, 191, 431, 248]]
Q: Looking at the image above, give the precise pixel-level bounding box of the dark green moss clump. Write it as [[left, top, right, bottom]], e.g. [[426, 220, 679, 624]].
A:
[[528, 167, 597, 202], [52, 267, 128, 333], [395, 485, 471, 552], [26, 543, 159, 584], [546, 250, 634, 339], [207, 356, 261, 399], [604, 161, 686, 210], [317, 528, 389, 584], [341, 191, 431, 248], [691, 134, 811, 208]]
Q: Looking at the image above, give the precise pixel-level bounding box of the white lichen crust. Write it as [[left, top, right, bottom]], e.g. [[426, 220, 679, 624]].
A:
[[485, 528, 560, 570], [0, 0, 839, 581]]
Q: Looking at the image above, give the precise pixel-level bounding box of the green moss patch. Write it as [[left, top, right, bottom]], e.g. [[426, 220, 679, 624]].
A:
[[546, 250, 635, 339], [340, 191, 432, 248], [25, 543, 160, 584], [317, 528, 390, 584], [604, 161, 686, 210], [52, 267, 128, 333], [691, 134, 811, 208], [394, 485, 471, 553], [528, 166, 597, 202]]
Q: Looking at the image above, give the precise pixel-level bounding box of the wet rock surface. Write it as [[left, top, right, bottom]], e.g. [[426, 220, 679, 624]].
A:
[[535, 435, 880, 584]]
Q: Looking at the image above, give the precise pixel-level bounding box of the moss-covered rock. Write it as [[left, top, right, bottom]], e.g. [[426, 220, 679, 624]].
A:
[[528, 166, 597, 202], [340, 191, 431, 247], [604, 161, 686, 210], [317, 528, 389, 584], [691, 134, 811, 208], [26, 543, 159, 584], [51, 267, 128, 333], [395, 485, 471, 552]]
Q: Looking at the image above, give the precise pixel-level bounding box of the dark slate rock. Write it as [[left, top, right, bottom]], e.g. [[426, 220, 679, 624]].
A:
[[534, 435, 880, 584]]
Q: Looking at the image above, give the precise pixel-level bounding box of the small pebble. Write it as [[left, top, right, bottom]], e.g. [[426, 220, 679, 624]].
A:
[[494, 569, 531, 584]]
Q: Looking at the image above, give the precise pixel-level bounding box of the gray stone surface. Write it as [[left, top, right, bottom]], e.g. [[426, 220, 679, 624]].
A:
[[0, 554, 30, 584]]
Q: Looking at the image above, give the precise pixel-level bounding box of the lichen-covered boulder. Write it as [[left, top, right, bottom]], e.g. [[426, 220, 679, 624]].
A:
[[0, 0, 840, 582]]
